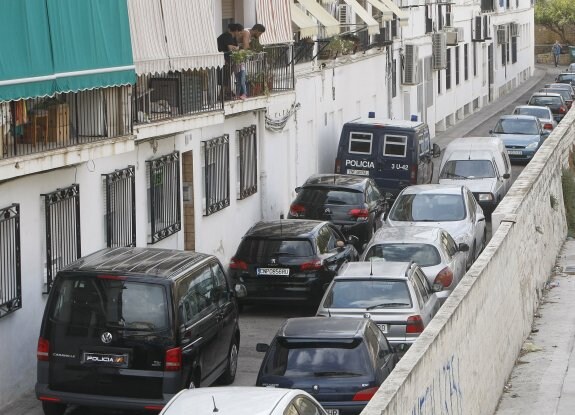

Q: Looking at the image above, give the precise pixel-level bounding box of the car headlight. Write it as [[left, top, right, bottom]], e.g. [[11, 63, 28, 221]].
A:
[[525, 141, 539, 150], [477, 193, 494, 202]]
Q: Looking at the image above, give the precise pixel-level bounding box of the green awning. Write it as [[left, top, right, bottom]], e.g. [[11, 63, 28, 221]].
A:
[[0, 0, 135, 102]]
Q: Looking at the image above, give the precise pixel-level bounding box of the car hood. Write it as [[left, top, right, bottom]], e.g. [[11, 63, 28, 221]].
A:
[[438, 178, 497, 193], [492, 133, 540, 146]]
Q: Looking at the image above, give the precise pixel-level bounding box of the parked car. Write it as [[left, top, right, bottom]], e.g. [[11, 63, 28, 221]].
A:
[[316, 261, 442, 347], [512, 105, 557, 131], [566, 63, 575, 73], [256, 317, 399, 415], [384, 184, 486, 269], [288, 174, 388, 251], [540, 87, 573, 109], [160, 387, 328, 415], [360, 226, 468, 303], [555, 72, 575, 87], [544, 83, 575, 100], [36, 248, 244, 415], [527, 92, 568, 123], [229, 220, 359, 308], [490, 114, 550, 162], [334, 116, 441, 198], [438, 136, 512, 214]]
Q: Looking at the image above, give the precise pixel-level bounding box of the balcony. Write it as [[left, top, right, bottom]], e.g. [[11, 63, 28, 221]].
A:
[[0, 86, 132, 160]]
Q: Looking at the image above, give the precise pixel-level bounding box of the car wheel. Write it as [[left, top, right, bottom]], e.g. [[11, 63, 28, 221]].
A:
[[218, 337, 239, 385], [42, 402, 66, 415]]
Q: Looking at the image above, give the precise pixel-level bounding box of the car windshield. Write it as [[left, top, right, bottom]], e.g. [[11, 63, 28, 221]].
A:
[[262, 340, 371, 377], [323, 279, 412, 308], [296, 188, 363, 206], [363, 243, 441, 266], [440, 160, 495, 179], [237, 238, 314, 262], [48, 276, 169, 331], [513, 107, 550, 119], [389, 193, 466, 221], [493, 119, 539, 135], [557, 74, 575, 82]]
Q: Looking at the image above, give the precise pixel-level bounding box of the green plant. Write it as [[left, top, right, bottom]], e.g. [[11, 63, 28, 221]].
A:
[[562, 168, 575, 236], [247, 71, 273, 96], [230, 49, 254, 65]]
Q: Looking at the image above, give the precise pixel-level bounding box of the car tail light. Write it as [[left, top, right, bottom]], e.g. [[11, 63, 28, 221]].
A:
[[38, 397, 61, 403], [144, 406, 165, 411], [289, 204, 306, 218], [165, 347, 182, 371], [349, 208, 369, 221], [300, 259, 323, 271], [37, 337, 49, 361], [434, 267, 454, 288], [352, 386, 379, 401], [229, 257, 248, 271], [410, 165, 417, 184], [560, 106, 567, 114], [335, 159, 341, 174], [544, 123, 554, 130], [406, 315, 424, 334]]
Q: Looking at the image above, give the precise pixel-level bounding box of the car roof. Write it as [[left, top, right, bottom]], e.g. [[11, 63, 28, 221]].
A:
[[530, 92, 562, 98], [245, 220, 326, 238], [301, 174, 368, 191], [163, 387, 296, 415], [547, 83, 572, 89], [444, 149, 494, 161], [497, 114, 540, 121], [514, 105, 552, 113], [398, 184, 464, 195], [337, 261, 411, 279], [345, 118, 423, 130], [279, 317, 369, 338], [444, 136, 503, 151], [58, 247, 213, 280], [369, 226, 443, 244]]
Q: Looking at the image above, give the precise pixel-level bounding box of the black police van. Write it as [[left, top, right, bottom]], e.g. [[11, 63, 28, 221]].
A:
[[334, 117, 440, 197], [36, 247, 244, 415]]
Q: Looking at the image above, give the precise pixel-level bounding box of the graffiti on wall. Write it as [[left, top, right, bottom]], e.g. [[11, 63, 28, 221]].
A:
[[411, 355, 463, 415]]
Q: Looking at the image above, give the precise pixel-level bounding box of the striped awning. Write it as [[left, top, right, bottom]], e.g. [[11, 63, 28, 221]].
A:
[[257, 0, 294, 45], [341, 0, 380, 35], [372, 0, 409, 25], [296, 0, 340, 37], [127, 0, 223, 75], [291, 2, 319, 38], [364, 0, 394, 21]]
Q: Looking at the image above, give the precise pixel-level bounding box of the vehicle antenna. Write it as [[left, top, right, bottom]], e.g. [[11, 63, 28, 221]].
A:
[[370, 257, 373, 276], [328, 308, 332, 317], [212, 396, 219, 412]]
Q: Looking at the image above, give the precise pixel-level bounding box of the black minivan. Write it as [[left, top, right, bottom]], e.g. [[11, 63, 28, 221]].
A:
[[334, 117, 440, 198], [36, 247, 243, 415]]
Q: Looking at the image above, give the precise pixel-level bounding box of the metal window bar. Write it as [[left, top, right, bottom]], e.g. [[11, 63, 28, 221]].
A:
[[0, 203, 21, 318], [103, 166, 136, 248], [42, 184, 81, 292], [238, 126, 257, 200], [203, 135, 230, 216], [0, 86, 132, 160], [146, 152, 181, 244]]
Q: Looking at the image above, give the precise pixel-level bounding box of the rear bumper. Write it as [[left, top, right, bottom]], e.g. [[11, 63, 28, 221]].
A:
[[321, 401, 368, 415], [506, 150, 536, 162]]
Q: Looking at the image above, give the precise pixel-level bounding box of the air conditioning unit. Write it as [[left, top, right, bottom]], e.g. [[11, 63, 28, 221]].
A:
[[338, 4, 352, 25], [444, 27, 464, 45], [497, 25, 507, 44], [432, 32, 447, 70], [510, 22, 519, 37], [473, 15, 483, 41], [483, 15, 491, 39], [402, 44, 420, 85]]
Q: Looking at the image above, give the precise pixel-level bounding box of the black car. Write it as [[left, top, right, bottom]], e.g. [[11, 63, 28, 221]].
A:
[[555, 72, 575, 87], [540, 88, 573, 109], [229, 220, 359, 307], [36, 248, 243, 415], [256, 317, 399, 415], [288, 174, 388, 251], [527, 92, 568, 122]]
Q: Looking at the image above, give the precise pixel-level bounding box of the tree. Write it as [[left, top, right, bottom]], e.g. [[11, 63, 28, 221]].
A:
[[535, 0, 575, 44]]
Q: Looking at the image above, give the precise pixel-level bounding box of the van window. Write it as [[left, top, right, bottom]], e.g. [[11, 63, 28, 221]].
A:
[[501, 152, 510, 173], [419, 131, 430, 156], [383, 135, 408, 157], [349, 132, 373, 154], [181, 267, 215, 323]]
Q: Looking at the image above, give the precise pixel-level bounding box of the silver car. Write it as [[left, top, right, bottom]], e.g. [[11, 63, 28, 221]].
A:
[[316, 261, 441, 347], [360, 227, 468, 303], [384, 184, 487, 269], [512, 105, 557, 131]]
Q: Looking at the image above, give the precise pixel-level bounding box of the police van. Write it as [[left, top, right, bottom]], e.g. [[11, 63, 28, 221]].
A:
[[334, 117, 441, 197]]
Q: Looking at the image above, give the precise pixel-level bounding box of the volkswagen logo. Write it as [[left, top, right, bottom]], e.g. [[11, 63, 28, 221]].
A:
[[363, 313, 371, 319], [312, 385, 320, 393], [101, 332, 113, 344], [324, 208, 331, 214], [270, 258, 277, 265]]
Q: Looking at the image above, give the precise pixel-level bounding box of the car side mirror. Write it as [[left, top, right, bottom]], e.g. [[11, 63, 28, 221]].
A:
[[503, 173, 510, 179], [378, 349, 388, 359], [489, 129, 493, 134], [256, 343, 270, 353], [432, 283, 444, 292], [295, 186, 301, 193], [347, 235, 360, 246], [234, 284, 247, 298], [432, 143, 441, 158], [458, 242, 470, 252], [478, 213, 486, 222], [393, 343, 408, 353]]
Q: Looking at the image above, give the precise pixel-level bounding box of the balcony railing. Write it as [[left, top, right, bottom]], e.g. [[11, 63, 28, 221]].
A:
[[0, 86, 132, 160]]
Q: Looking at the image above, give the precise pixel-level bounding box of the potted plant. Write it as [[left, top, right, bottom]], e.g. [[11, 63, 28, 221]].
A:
[[247, 71, 273, 96]]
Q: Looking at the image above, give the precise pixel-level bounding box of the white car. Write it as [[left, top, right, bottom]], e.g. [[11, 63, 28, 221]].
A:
[[360, 226, 468, 303], [384, 184, 486, 269], [160, 386, 328, 415]]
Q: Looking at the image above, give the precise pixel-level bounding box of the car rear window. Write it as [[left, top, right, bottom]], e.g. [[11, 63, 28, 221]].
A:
[[494, 118, 539, 135], [363, 243, 441, 267], [49, 276, 169, 331], [513, 107, 549, 119], [348, 132, 373, 154], [529, 96, 562, 106], [295, 188, 363, 206], [237, 238, 314, 262], [324, 279, 412, 308], [389, 193, 466, 221], [557, 74, 575, 82], [542, 89, 571, 101], [440, 160, 495, 179], [383, 135, 408, 157], [262, 340, 371, 377]]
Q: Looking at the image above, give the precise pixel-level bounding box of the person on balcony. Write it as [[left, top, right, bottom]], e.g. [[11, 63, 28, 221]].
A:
[[234, 24, 266, 100], [217, 23, 241, 100]]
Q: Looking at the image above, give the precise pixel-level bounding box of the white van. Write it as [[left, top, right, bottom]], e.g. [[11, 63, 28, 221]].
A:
[[438, 137, 512, 215]]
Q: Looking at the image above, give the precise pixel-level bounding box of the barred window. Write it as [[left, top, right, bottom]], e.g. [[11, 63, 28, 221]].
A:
[[0, 204, 21, 318], [103, 166, 136, 248], [146, 152, 181, 244], [237, 126, 258, 200], [446, 49, 452, 90], [42, 184, 81, 291], [202, 135, 230, 216]]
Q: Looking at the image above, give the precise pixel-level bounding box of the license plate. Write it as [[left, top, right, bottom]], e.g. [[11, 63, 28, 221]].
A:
[[507, 150, 522, 155], [257, 268, 290, 276], [82, 352, 129, 367], [377, 324, 388, 333], [326, 410, 340, 415], [346, 169, 369, 176]]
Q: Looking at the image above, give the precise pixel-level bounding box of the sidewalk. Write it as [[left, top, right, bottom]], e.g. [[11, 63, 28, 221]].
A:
[[495, 239, 575, 415]]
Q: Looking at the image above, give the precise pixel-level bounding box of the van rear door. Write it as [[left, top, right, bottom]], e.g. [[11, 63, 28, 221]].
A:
[[375, 132, 413, 194], [338, 130, 377, 179]]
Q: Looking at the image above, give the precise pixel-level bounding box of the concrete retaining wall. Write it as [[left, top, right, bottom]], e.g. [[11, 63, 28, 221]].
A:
[[363, 108, 575, 415]]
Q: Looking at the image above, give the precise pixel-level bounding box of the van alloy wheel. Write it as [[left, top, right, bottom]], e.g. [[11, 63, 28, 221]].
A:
[[218, 339, 239, 384]]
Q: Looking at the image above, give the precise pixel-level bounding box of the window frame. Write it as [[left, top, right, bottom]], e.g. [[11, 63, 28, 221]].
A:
[[237, 125, 258, 200], [103, 165, 136, 248], [203, 135, 230, 216], [348, 131, 373, 155], [0, 203, 21, 318], [382, 134, 408, 158]]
